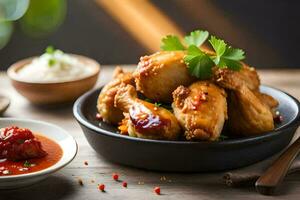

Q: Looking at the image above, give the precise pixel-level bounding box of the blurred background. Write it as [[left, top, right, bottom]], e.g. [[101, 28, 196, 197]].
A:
[[0, 0, 298, 70]]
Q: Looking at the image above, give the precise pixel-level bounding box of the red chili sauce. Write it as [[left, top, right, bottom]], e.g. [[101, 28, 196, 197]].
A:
[[0, 134, 62, 176]]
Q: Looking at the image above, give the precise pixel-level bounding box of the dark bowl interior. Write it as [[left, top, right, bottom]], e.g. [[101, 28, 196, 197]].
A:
[[73, 85, 300, 172]]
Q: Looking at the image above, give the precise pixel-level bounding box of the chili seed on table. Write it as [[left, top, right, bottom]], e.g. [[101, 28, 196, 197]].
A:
[[154, 186, 161, 195], [122, 181, 127, 188], [98, 184, 105, 192], [112, 173, 119, 181]]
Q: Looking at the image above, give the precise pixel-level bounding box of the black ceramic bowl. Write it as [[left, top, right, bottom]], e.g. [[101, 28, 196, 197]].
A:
[[73, 86, 300, 172]]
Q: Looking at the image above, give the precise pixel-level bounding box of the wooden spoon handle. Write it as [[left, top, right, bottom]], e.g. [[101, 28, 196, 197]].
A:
[[255, 137, 300, 195]]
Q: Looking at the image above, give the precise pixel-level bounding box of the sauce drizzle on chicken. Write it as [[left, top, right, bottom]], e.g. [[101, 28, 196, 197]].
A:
[[129, 101, 171, 132]]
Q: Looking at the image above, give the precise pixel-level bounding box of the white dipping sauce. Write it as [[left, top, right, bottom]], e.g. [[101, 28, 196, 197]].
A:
[[17, 50, 94, 83]]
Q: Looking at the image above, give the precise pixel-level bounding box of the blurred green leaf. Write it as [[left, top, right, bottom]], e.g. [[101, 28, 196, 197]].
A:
[[20, 0, 67, 38], [45, 45, 55, 54], [0, 0, 29, 21], [0, 20, 13, 49]]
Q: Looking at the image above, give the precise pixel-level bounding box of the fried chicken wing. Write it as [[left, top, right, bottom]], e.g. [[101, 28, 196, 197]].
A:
[[213, 64, 260, 91], [213, 65, 276, 136], [213, 64, 278, 111], [114, 84, 181, 140], [97, 67, 134, 125], [172, 81, 227, 141], [227, 86, 275, 135], [134, 51, 195, 103], [254, 91, 279, 116]]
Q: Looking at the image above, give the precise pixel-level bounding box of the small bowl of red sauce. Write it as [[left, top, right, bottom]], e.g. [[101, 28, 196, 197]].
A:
[[0, 118, 77, 189]]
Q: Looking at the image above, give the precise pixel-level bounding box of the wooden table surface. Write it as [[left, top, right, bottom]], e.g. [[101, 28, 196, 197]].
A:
[[0, 66, 300, 200]]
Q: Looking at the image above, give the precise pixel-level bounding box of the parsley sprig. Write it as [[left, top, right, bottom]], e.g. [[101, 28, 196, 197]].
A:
[[184, 45, 215, 79], [161, 35, 185, 51], [184, 30, 209, 47], [160, 30, 245, 79]]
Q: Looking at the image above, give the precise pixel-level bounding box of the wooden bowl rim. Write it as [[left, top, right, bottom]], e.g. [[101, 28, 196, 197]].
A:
[[7, 54, 100, 85]]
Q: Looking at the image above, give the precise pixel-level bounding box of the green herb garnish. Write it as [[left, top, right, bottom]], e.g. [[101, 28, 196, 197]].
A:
[[209, 36, 245, 71], [23, 160, 31, 167], [145, 98, 153, 103], [184, 30, 209, 47], [160, 29, 245, 79], [45, 45, 55, 54], [218, 134, 229, 141], [161, 35, 185, 51], [45, 45, 57, 67], [144, 98, 172, 110], [154, 102, 162, 107], [48, 58, 56, 67], [184, 45, 215, 80]]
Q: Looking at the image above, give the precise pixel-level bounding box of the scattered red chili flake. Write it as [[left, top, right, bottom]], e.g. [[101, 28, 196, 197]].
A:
[[191, 92, 207, 110], [122, 181, 127, 188], [84, 161, 88, 166], [112, 173, 119, 181], [98, 184, 105, 192], [274, 111, 284, 123], [96, 113, 102, 120], [154, 186, 161, 195]]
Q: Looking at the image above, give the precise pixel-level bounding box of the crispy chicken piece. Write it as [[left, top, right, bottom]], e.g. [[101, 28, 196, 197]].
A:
[[114, 84, 181, 140], [0, 126, 47, 161], [213, 64, 278, 112], [134, 51, 195, 103], [213, 65, 276, 136], [97, 67, 134, 125], [254, 91, 279, 116], [227, 86, 275, 135], [213, 64, 260, 91], [172, 81, 227, 141]]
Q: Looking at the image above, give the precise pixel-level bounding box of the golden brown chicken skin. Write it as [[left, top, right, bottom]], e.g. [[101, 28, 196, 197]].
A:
[[213, 64, 260, 91], [97, 67, 134, 125], [227, 85, 275, 136], [134, 51, 195, 103], [114, 84, 181, 140], [213, 65, 276, 136], [213, 64, 278, 113], [253, 91, 279, 116], [172, 81, 227, 141]]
